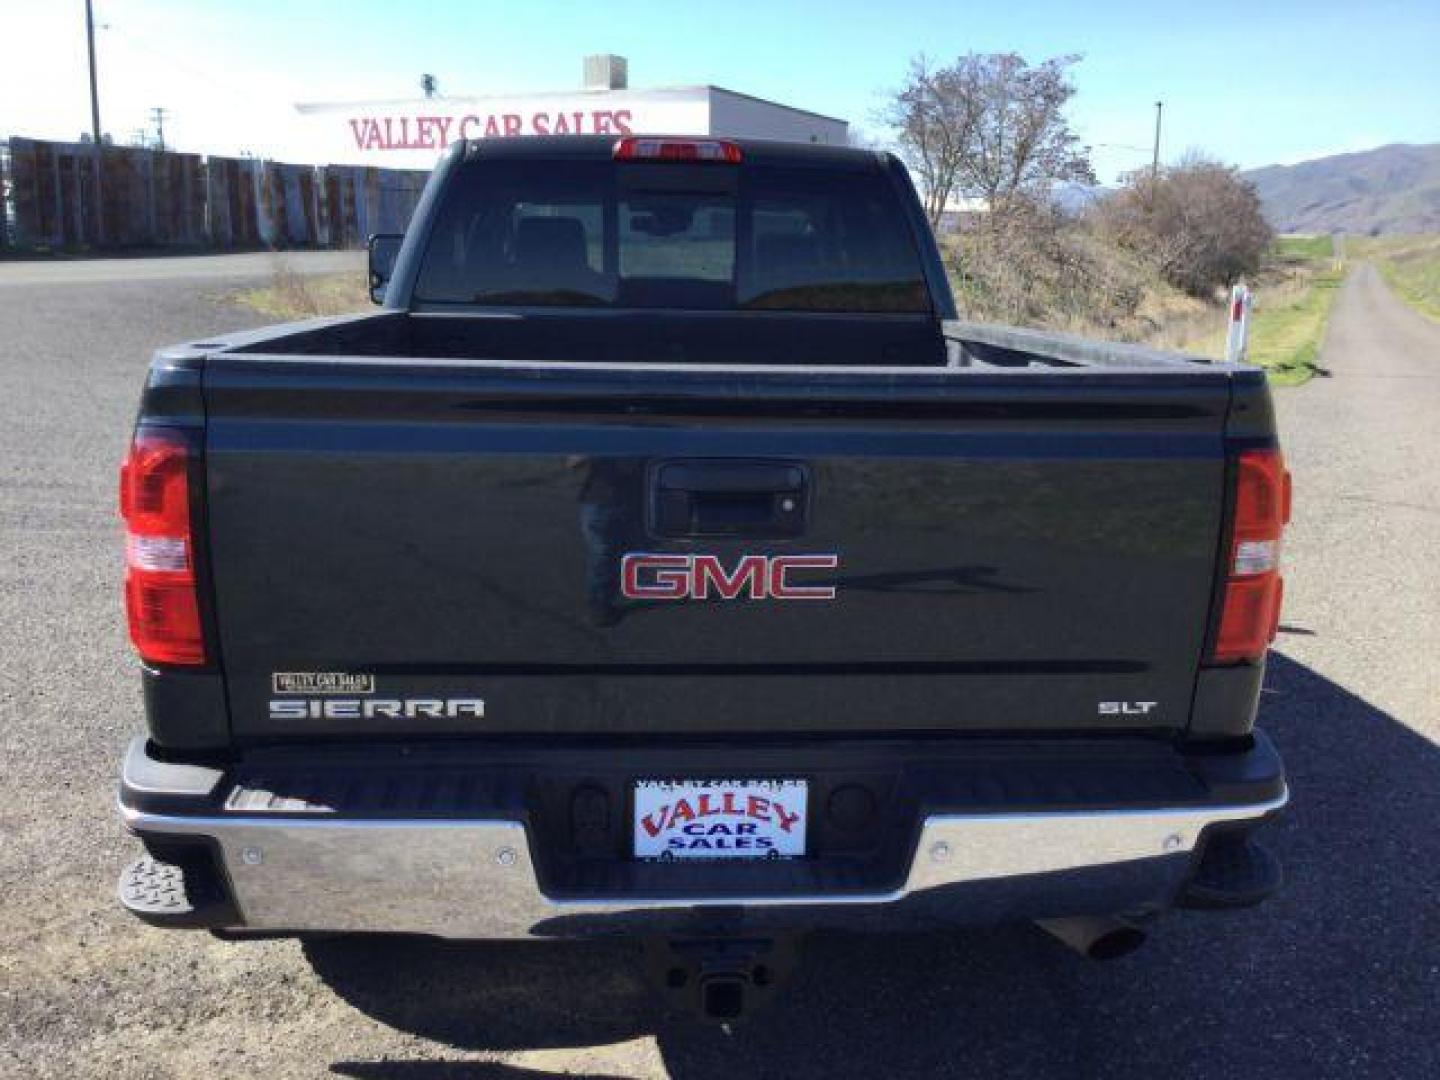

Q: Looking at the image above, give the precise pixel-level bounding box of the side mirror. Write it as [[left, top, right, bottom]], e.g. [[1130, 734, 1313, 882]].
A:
[[367, 233, 404, 304]]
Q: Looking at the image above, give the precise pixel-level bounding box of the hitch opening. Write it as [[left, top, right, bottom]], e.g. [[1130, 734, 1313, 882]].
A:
[[645, 933, 799, 1022]]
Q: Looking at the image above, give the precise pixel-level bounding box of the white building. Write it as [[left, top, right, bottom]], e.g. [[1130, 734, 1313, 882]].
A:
[[294, 56, 849, 170]]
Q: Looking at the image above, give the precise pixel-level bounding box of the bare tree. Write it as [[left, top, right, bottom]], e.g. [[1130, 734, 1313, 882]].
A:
[[884, 53, 1094, 226], [962, 54, 1093, 208], [882, 57, 982, 225]]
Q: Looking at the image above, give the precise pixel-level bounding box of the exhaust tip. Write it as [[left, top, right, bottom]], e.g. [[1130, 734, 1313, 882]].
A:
[[1086, 924, 1147, 961], [1036, 916, 1147, 961]]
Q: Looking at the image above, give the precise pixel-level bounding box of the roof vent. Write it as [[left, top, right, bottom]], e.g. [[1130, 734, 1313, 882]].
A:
[[584, 54, 628, 91]]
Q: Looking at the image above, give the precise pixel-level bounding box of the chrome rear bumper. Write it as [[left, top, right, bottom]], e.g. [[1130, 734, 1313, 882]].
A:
[[121, 792, 1286, 939]]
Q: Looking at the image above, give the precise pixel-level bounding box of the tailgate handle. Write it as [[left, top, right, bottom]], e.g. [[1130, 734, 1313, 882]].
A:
[[653, 461, 809, 538]]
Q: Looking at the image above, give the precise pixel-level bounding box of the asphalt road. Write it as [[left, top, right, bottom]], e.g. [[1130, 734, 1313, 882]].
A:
[[0, 250, 361, 287], [0, 256, 1435, 1078]]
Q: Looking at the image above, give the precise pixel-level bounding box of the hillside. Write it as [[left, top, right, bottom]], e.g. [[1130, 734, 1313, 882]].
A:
[[1243, 143, 1440, 235]]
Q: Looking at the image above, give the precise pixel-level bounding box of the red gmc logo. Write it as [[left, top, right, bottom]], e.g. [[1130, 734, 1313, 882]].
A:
[[621, 553, 839, 601]]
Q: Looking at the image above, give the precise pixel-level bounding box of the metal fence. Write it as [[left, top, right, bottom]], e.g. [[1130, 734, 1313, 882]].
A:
[[0, 137, 429, 251]]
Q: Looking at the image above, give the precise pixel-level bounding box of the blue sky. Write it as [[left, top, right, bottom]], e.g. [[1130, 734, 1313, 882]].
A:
[[5, 0, 1438, 181]]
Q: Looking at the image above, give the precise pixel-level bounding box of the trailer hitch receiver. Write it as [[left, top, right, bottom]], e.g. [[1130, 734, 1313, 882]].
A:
[[644, 932, 800, 1022]]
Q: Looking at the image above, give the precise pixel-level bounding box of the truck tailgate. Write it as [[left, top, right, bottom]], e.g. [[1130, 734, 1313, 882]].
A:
[[202, 356, 1232, 740]]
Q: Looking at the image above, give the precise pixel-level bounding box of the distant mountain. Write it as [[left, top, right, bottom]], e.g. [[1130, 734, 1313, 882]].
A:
[[1243, 143, 1440, 235]]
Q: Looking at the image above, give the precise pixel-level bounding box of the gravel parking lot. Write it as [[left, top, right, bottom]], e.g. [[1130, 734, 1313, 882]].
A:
[[0, 255, 1435, 1078]]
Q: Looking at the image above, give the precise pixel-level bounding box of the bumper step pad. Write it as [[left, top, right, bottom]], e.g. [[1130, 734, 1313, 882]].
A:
[[118, 854, 235, 929]]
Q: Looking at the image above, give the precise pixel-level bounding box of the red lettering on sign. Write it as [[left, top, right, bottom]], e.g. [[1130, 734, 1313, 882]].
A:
[[341, 106, 648, 150], [773, 803, 801, 833], [640, 806, 668, 837]]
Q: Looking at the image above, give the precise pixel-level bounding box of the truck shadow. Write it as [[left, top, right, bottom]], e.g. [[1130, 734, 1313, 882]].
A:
[[310, 650, 1440, 1079]]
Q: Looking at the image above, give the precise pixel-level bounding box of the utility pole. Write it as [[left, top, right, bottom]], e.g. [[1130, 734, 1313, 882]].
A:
[[84, 0, 105, 244], [85, 0, 102, 145], [150, 107, 169, 152], [1151, 101, 1163, 185]]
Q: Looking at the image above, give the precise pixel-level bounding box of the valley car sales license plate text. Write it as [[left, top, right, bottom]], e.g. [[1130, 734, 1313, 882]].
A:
[[633, 779, 807, 861]]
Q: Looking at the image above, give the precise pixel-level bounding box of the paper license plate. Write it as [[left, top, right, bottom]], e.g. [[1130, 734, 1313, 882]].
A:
[[633, 778, 808, 861]]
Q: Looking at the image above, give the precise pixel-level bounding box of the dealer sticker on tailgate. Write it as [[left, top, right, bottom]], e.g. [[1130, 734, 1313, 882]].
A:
[[633, 779, 808, 861]]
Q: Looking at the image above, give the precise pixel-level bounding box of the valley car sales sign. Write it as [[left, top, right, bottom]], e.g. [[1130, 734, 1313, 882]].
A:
[[633, 779, 808, 861], [295, 88, 712, 170]]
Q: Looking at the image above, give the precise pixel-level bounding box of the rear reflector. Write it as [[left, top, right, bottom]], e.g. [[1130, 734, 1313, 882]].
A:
[[1210, 449, 1291, 664], [120, 428, 206, 666], [613, 137, 742, 164]]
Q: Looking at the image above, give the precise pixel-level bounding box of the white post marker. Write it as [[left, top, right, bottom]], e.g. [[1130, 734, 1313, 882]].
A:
[[1225, 284, 1253, 363]]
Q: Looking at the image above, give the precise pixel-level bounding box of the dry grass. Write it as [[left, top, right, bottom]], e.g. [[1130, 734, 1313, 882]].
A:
[[1174, 236, 1343, 384], [945, 221, 1346, 385], [943, 213, 1219, 350], [231, 257, 371, 319]]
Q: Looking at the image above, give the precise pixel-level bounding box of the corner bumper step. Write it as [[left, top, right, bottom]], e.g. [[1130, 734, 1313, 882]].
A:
[[1177, 835, 1282, 909], [118, 854, 236, 929]]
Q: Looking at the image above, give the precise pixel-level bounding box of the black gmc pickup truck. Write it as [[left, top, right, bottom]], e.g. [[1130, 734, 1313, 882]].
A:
[[118, 136, 1290, 1019]]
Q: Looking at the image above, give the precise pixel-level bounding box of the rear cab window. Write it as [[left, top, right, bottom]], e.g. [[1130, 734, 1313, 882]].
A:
[[413, 156, 932, 314]]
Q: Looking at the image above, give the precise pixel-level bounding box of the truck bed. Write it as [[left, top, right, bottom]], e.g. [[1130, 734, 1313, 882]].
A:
[[219, 309, 1219, 373]]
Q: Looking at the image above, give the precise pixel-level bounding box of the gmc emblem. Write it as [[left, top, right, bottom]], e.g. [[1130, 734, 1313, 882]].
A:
[[621, 553, 839, 601]]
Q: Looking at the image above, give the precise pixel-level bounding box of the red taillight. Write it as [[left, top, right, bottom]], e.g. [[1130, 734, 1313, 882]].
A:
[[613, 137, 742, 164], [1210, 448, 1291, 663], [120, 428, 206, 665]]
